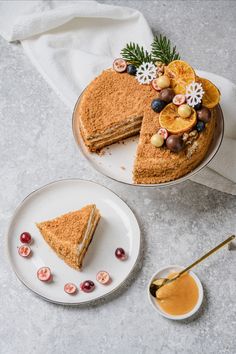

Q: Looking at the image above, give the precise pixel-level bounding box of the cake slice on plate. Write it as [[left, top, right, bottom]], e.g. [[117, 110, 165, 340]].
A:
[[36, 205, 100, 270]]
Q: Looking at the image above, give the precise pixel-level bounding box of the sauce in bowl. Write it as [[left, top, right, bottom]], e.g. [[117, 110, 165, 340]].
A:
[[156, 272, 199, 316]]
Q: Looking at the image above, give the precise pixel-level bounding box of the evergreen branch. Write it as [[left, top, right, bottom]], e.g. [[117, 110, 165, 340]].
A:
[[121, 42, 153, 67], [151, 35, 180, 65]]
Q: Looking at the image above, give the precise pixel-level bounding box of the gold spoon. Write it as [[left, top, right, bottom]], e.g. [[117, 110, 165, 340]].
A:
[[149, 235, 235, 298]]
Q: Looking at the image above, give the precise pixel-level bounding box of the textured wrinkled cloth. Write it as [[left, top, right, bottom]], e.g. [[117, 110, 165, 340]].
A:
[[0, 0, 235, 194]]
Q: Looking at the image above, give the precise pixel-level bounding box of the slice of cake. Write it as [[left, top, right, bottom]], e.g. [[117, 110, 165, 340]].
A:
[[36, 205, 100, 270], [77, 69, 157, 152]]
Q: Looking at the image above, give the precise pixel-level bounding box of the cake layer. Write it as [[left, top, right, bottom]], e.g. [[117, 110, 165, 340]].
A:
[[77, 208, 100, 267], [81, 118, 142, 151], [81, 116, 142, 142]]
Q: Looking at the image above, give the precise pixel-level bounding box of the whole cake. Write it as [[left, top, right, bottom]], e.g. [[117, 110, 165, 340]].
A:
[[75, 36, 220, 184]]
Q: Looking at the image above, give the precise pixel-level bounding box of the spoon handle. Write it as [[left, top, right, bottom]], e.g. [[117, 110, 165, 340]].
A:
[[166, 235, 235, 286], [178, 235, 235, 277]]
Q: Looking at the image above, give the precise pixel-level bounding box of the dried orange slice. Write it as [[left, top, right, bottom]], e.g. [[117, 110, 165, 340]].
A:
[[197, 77, 220, 108], [165, 60, 196, 94], [159, 103, 197, 134]]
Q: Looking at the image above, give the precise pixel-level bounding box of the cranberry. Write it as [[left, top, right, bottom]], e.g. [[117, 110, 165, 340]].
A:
[[37, 267, 52, 282], [115, 247, 127, 260], [20, 232, 32, 244], [18, 245, 31, 257], [80, 280, 95, 293]]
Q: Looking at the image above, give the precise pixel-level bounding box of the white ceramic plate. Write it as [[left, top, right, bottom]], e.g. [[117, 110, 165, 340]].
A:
[[147, 265, 203, 320], [72, 70, 225, 187], [6, 179, 140, 305]]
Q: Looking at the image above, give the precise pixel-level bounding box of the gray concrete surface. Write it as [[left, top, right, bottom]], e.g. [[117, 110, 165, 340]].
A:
[[0, 1, 236, 353]]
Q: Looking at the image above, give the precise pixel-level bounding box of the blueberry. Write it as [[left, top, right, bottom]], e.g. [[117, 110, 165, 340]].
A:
[[151, 99, 166, 113], [196, 120, 205, 132], [194, 102, 202, 110], [127, 64, 137, 76]]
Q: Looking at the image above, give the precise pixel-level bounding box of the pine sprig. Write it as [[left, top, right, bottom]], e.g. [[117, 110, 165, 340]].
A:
[[151, 35, 180, 65], [121, 42, 153, 67]]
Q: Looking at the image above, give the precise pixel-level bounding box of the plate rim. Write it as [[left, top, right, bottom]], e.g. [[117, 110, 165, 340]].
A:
[[72, 71, 224, 187], [6, 178, 141, 306]]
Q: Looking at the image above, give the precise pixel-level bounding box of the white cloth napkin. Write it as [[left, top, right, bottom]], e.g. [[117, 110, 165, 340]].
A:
[[0, 0, 236, 195]]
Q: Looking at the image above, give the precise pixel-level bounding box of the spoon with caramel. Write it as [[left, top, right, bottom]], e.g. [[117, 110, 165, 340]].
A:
[[149, 235, 235, 298]]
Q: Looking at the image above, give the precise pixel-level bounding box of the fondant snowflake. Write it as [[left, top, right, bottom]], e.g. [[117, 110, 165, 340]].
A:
[[185, 82, 205, 107], [136, 62, 157, 84]]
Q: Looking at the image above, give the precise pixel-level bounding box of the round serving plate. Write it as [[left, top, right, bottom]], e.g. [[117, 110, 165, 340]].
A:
[[72, 70, 225, 187], [6, 179, 141, 305]]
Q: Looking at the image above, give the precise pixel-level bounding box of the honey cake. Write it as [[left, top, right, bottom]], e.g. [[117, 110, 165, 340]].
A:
[[77, 69, 157, 152], [36, 205, 100, 270]]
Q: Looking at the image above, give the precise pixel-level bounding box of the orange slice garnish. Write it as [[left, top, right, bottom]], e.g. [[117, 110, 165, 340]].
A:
[[165, 60, 196, 94], [196, 77, 220, 108], [159, 103, 197, 134]]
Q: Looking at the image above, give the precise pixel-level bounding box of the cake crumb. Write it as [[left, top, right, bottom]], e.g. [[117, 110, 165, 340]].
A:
[[98, 149, 105, 156], [121, 166, 126, 170]]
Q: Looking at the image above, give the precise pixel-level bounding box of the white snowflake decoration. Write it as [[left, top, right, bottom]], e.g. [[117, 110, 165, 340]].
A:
[[185, 82, 205, 107], [136, 62, 157, 84]]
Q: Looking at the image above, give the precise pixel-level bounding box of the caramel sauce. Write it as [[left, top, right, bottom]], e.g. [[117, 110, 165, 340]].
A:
[[156, 272, 199, 316]]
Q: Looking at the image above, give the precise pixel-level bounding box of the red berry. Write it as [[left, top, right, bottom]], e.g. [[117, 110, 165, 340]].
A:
[[20, 232, 32, 244], [64, 283, 77, 295], [96, 271, 111, 285], [172, 94, 186, 106], [80, 280, 95, 293], [115, 248, 127, 260], [151, 79, 162, 91], [18, 245, 31, 257], [113, 58, 127, 73], [37, 267, 52, 282], [157, 128, 168, 140]]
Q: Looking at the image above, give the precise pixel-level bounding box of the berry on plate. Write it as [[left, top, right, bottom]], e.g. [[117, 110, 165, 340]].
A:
[[80, 280, 95, 293], [113, 58, 127, 73], [64, 283, 77, 295], [96, 271, 111, 285], [115, 247, 127, 260], [37, 267, 52, 282], [20, 232, 32, 244], [18, 245, 31, 257]]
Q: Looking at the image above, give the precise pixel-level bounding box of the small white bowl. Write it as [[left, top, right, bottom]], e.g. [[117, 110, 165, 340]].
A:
[[147, 265, 203, 320]]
